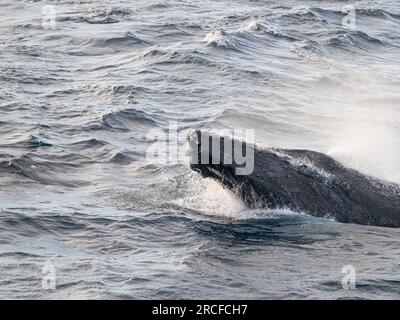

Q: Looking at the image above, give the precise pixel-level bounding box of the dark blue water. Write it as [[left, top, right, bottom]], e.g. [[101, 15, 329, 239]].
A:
[[1, 0, 400, 299]]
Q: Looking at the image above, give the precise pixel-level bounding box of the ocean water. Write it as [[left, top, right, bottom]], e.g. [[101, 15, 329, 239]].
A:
[[1, 0, 400, 299]]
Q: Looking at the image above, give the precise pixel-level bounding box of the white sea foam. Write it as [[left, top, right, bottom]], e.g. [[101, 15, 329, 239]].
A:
[[173, 172, 248, 218], [239, 18, 259, 32], [203, 31, 235, 49]]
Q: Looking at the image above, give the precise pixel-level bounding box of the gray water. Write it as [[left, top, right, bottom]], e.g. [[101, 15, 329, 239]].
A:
[[1, 0, 400, 299]]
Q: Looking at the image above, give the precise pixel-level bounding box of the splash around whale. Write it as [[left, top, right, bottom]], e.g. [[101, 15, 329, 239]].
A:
[[188, 130, 400, 228]]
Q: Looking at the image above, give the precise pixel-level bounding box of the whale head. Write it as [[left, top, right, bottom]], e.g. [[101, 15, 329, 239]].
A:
[[188, 130, 268, 207]]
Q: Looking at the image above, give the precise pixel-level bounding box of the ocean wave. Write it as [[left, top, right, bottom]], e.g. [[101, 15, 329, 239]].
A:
[[64, 31, 150, 56], [87, 108, 159, 132], [325, 30, 384, 51], [202, 26, 281, 54], [69, 84, 155, 103], [279, 6, 400, 23], [355, 8, 400, 19], [142, 22, 200, 39], [132, 47, 216, 68], [191, 215, 321, 245], [22, 135, 53, 148], [66, 138, 134, 164], [0, 153, 87, 186], [70, 138, 108, 149], [102, 31, 151, 47], [0, 66, 61, 85], [290, 39, 325, 57], [141, 2, 173, 10], [239, 18, 260, 32], [0, 210, 96, 238], [203, 31, 239, 50], [289, 29, 389, 54], [109, 151, 135, 165], [0, 135, 52, 149], [259, 25, 301, 42], [80, 7, 131, 24], [278, 6, 332, 24]]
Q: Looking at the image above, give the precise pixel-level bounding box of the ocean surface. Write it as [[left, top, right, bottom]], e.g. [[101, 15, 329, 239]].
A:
[[1, 0, 400, 299]]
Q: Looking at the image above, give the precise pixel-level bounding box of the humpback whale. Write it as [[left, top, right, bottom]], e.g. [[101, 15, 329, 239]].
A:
[[189, 130, 400, 228]]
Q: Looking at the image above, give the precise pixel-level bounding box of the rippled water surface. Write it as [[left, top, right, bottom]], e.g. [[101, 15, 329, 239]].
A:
[[1, 0, 400, 299]]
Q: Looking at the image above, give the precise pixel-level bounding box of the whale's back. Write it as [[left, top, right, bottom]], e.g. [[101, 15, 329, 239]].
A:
[[189, 130, 400, 228]]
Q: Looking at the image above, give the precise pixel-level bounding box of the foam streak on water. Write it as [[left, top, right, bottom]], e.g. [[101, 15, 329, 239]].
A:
[[1, 0, 400, 299]]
